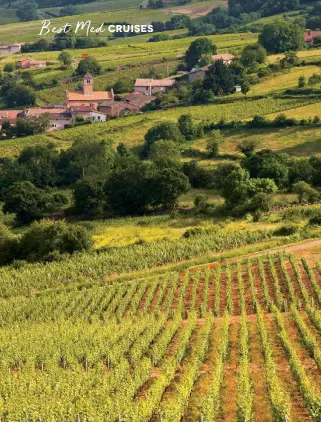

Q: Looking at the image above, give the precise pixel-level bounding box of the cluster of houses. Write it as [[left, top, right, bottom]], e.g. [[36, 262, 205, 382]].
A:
[[0, 73, 175, 132], [0, 53, 241, 133], [2, 33, 320, 134]]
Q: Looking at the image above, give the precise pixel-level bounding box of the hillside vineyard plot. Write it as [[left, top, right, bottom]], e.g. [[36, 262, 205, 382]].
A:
[[1, 254, 321, 420]]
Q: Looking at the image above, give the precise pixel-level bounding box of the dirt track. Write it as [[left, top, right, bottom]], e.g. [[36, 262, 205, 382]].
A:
[[190, 238, 321, 272]]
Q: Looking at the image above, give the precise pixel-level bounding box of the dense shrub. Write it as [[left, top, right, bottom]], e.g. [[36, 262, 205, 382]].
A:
[[273, 224, 298, 236], [309, 213, 321, 226], [18, 220, 93, 262]]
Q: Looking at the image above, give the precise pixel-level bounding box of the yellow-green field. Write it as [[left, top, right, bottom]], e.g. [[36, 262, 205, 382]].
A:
[[268, 48, 321, 64], [217, 126, 321, 157], [249, 66, 321, 96], [0, 0, 228, 42]]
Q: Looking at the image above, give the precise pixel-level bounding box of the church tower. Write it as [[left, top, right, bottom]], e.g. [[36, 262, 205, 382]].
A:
[[83, 72, 94, 95]]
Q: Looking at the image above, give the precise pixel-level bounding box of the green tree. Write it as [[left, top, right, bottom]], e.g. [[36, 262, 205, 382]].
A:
[[58, 50, 73, 68], [54, 30, 76, 50], [113, 78, 135, 94], [241, 81, 250, 95], [17, 144, 59, 188], [293, 181, 320, 204], [105, 157, 154, 215], [58, 139, 115, 185], [280, 51, 299, 68], [178, 114, 197, 140], [243, 150, 289, 188], [206, 130, 224, 158], [237, 138, 261, 157], [150, 167, 190, 209], [203, 60, 235, 96], [73, 179, 106, 219], [258, 21, 305, 53], [18, 220, 93, 262], [143, 122, 183, 157], [3, 63, 15, 73], [59, 4, 80, 16], [5, 84, 36, 107], [308, 73, 321, 86], [185, 38, 217, 70], [298, 76, 306, 88], [240, 43, 267, 68], [222, 168, 277, 215], [75, 56, 102, 75], [3, 181, 51, 223], [117, 143, 131, 157], [0, 224, 17, 265], [16, 0, 38, 21], [149, 140, 181, 168]]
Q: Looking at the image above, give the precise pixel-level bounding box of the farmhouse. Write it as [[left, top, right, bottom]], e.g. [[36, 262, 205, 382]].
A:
[[16, 57, 47, 69], [0, 42, 21, 55], [304, 31, 321, 46], [188, 53, 236, 83], [65, 73, 114, 108], [188, 66, 209, 84], [134, 78, 176, 95], [0, 110, 23, 125], [121, 92, 156, 109]]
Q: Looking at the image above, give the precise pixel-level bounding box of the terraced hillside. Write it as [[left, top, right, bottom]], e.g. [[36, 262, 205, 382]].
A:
[[1, 252, 321, 420]]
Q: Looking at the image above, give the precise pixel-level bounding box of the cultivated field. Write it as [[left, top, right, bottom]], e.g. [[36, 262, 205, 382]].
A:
[[1, 250, 321, 420]]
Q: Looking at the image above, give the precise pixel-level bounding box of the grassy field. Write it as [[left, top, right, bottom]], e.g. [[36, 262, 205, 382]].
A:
[[216, 125, 321, 157], [268, 48, 321, 64], [0, 7, 18, 25], [249, 66, 321, 96]]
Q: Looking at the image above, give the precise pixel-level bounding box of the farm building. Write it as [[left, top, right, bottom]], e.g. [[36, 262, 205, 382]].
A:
[[0, 42, 21, 55], [0, 110, 23, 126], [188, 66, 209, 83], [304, 31, 321, 46], [188, 54, 236, 83], [16, 57, 47, 69], [70, 105, 109, 122], [121, 92, 156, 109], [65, 73, 114, 108], [134, 78, 176, 95], [99, 101, 138, 116]]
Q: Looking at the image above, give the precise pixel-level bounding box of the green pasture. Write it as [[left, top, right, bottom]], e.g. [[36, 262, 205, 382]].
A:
[[249, 66, 321, 96]]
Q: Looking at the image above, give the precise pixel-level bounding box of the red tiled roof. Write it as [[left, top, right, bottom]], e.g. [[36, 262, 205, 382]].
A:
[[135, 78, 176, 87], [25, 108, 67, 117], [67, 91, 113, 101], [0, 110, 22, 122], [304, 31, 321, 42]]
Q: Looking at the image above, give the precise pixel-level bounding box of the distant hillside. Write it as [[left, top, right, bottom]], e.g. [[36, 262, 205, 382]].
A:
[[0, 0, 96, 6], [228, 0, 317, 16]]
